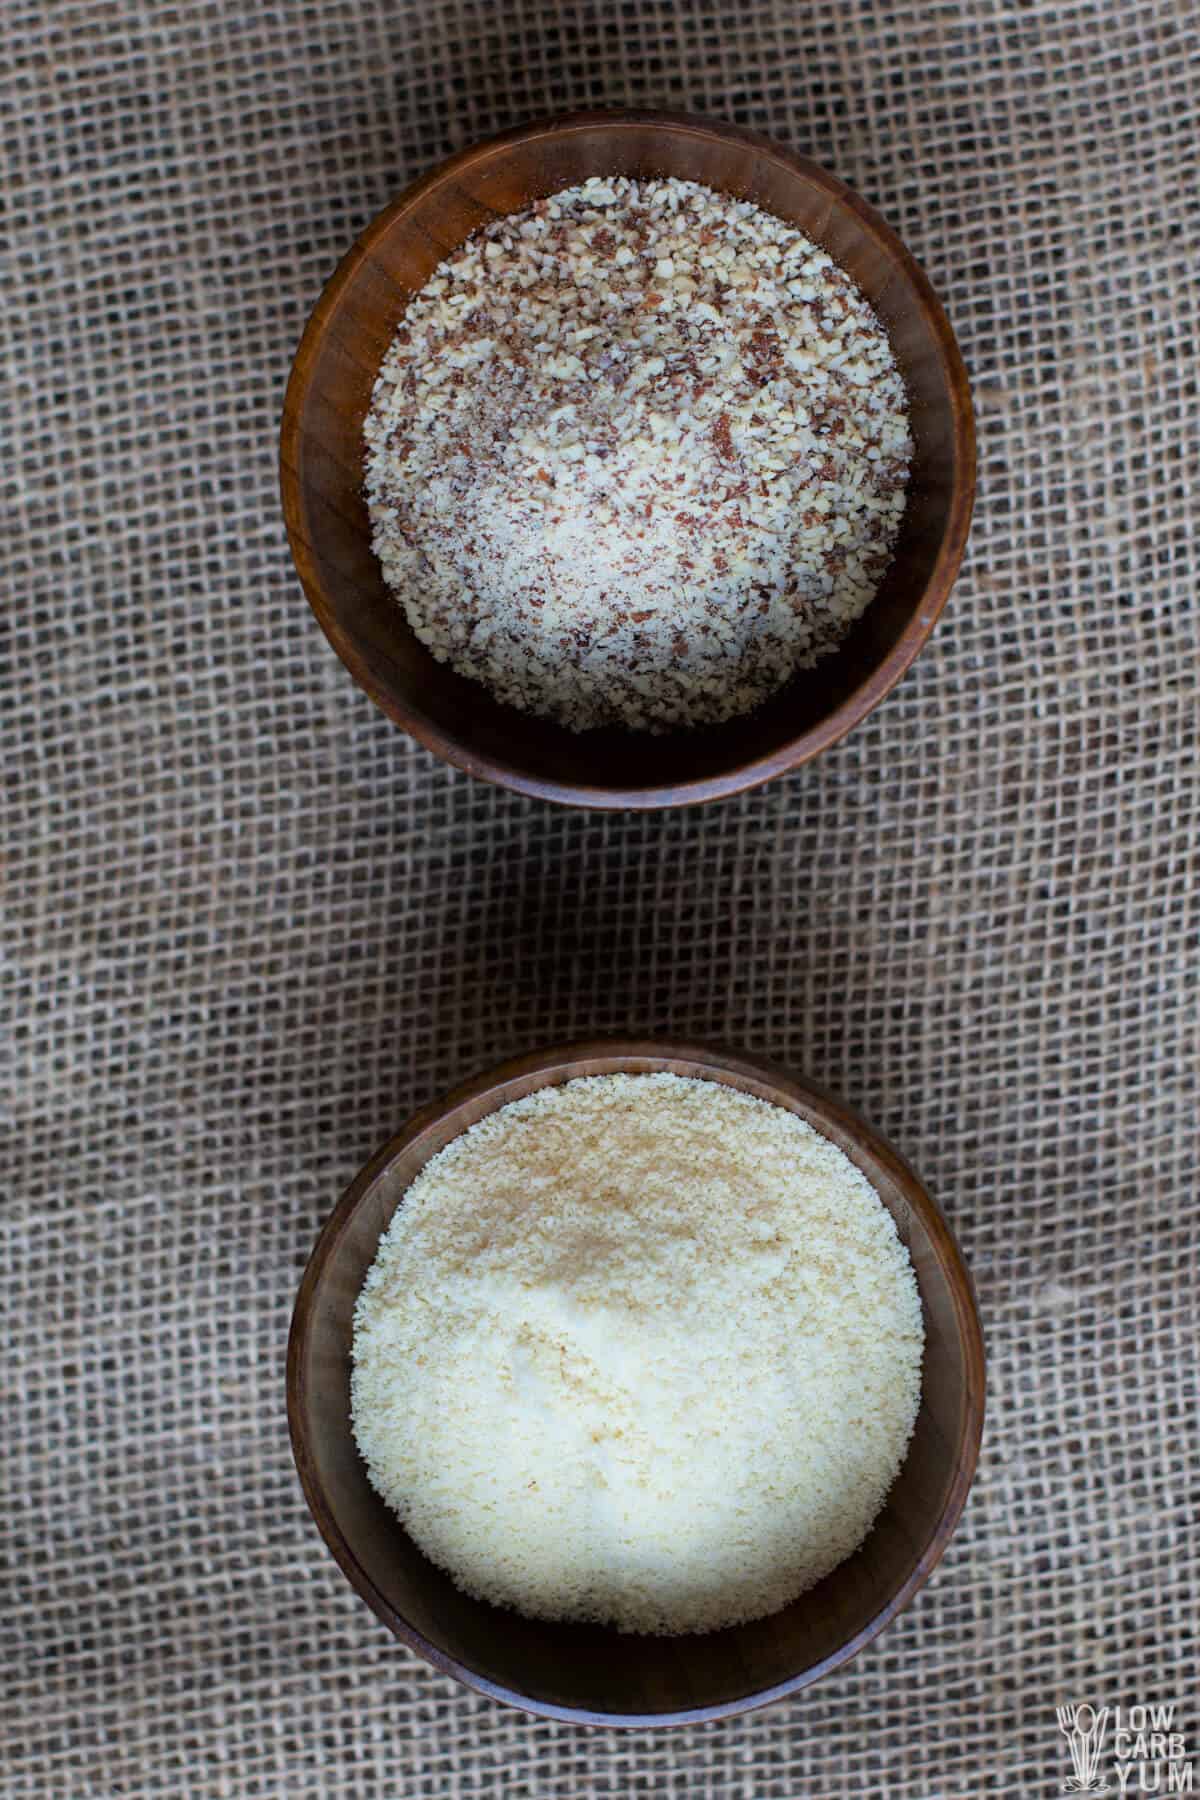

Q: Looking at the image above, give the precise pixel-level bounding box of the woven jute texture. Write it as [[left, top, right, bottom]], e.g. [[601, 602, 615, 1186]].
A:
[[3, 0, 1199, 1793]]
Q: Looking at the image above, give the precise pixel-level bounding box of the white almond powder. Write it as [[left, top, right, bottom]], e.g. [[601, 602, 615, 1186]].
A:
[[351, 1072, 923, 1636], [364, 176, 911, 733]]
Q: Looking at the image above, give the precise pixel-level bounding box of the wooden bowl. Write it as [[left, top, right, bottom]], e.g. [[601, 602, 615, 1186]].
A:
[[288, 1040, 985, 1725], [280, 110, 975, 809]]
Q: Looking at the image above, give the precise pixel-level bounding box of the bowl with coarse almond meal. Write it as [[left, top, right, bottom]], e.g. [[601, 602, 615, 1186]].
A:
[[281, 110, 975, 808]]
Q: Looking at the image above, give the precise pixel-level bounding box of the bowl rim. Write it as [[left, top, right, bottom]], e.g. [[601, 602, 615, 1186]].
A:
[[280, 108, 976, 810], [287, 1037, 986, 1726]]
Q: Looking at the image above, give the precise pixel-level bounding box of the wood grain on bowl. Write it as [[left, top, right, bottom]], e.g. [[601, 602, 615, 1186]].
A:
[[280, 111, 975, 809], [287, 1040, 985, 1727]]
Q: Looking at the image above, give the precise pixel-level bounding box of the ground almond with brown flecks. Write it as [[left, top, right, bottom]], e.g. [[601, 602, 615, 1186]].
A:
[[364, 177, 912, 733]]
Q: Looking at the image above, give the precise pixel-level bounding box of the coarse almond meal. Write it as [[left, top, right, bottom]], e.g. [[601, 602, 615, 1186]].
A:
[[364, 177, 913, 733], [351, 1073, 923, 1637]]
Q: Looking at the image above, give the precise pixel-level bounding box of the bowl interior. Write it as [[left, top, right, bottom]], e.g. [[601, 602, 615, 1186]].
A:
[[281, 115, 972, 806], [289, 1045, 983, 1724]]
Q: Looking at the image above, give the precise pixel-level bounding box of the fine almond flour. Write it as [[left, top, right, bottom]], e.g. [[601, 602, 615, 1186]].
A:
[[364, 177, 912, 733], [351, 1073, 924, 1636]]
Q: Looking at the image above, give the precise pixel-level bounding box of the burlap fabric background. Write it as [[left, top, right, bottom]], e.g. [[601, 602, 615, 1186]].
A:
[[4, 0, 1198, 1792]]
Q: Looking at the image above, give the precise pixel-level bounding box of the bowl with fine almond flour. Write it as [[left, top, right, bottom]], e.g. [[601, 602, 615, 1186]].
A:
[[288, 1041, 984, 1725], [281, 112, 975, 808]]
